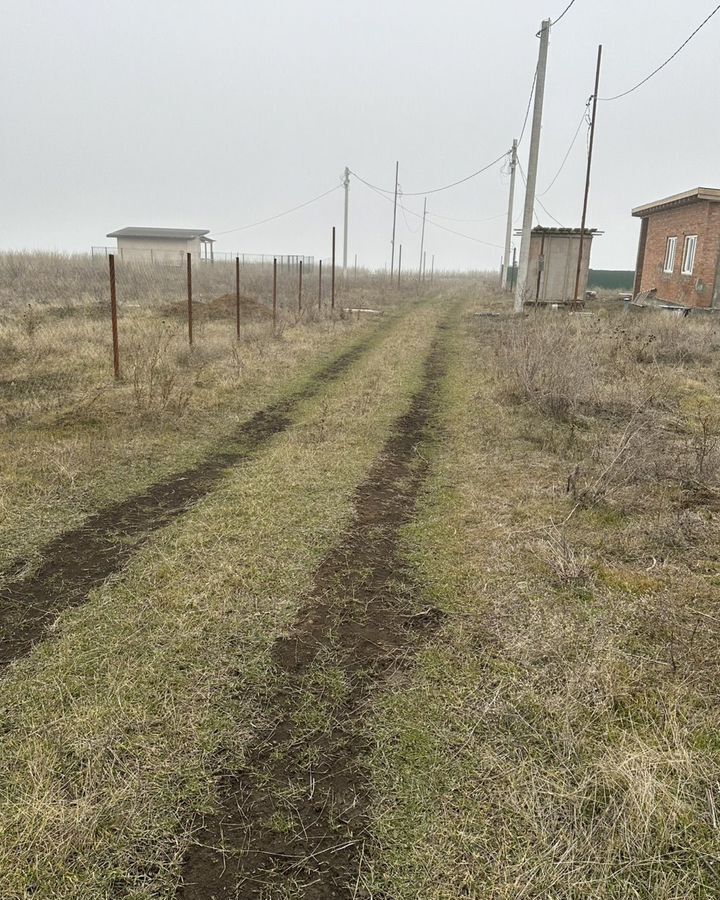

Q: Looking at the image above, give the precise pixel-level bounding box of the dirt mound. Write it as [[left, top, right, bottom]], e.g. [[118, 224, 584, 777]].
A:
[[204, 293, 273, 320], [161, 294, 272, 322]]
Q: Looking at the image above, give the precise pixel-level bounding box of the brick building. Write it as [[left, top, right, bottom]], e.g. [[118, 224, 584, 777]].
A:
[[632, 187, 720, 308]]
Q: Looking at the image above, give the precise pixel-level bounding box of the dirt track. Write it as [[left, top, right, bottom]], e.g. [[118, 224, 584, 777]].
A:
[[179, 323, 449, 899], [0, 333, 378, 669]]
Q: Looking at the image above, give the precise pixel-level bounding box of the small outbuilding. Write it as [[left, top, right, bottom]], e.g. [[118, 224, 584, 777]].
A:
[[632, 187, 720, 308], [521, 227, 599, 304], [106, 227, 215, 264]]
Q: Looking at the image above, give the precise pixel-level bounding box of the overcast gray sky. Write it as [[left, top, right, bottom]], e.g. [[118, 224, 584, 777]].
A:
[[2, 0, 718, 271]]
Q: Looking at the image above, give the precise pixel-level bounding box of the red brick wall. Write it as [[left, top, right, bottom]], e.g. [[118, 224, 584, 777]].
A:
[[637, 200, 720, 307]]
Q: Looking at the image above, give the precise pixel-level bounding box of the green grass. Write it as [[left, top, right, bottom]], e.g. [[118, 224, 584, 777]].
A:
[[0, 300, 447, 900]]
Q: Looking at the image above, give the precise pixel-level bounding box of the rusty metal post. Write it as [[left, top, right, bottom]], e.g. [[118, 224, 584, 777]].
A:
[[318, 259, 323, 309], [108, 254, 120, 379], [573, 44, 602, 309], [272, 257, 278, 329], [331, 226, 336, 310], [186, 252, 193, 346], [235, 255, 241, 339], [298, 259, 303, 312]]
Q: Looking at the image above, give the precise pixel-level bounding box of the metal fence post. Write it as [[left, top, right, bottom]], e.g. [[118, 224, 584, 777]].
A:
[[331, 226, 336, 310], [186, 252, 193, 346], [318, 259, 322, 310], [235, 255, 241, 339], [272, 257, 278, 330], [298, 259, 303, 312], [108, 254, 120, 379]]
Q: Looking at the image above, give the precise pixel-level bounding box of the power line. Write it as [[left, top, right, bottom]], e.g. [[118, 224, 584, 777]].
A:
[[537, 102, 590, 197], [518, 160, 565, 227], [398, 191, 420, 233], [600, 3, 720, 102], [350, 150, 508, 198], [356, 177, 504, 249], [212, 184, 342, 236], [517, 66, 537, 146], [550, 0, 579, 26], [427, 210, 507, 224]]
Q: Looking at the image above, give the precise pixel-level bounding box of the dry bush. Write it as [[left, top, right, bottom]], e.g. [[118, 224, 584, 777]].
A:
[[495, 312, 653, 422], [495, 310, 720, 514]]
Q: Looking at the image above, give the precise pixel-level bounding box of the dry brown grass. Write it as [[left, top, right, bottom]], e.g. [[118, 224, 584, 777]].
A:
[[367, 302, 720, 899], [0, 252, 421, 578]]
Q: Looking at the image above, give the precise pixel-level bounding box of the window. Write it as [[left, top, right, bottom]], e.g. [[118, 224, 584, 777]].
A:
[[682, 235, 698, 275], [663, 236, 677, 273]]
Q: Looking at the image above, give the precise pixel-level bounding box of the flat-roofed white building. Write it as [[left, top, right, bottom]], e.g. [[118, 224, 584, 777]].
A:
[[106, 227, 215, 263]]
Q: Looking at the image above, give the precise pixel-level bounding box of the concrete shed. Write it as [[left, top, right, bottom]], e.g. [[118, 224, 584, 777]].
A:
[[522, 227, 599, 304], [106, 227, 215, 264]]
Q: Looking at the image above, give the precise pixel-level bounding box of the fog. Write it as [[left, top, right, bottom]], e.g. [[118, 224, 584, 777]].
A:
[[1, 0, 718, 271]]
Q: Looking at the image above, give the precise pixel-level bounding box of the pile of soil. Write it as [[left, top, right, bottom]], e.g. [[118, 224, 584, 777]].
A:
[[161, 294, 272, 321]]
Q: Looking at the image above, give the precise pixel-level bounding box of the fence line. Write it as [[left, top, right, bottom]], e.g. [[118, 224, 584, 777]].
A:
[[92, 246, 315, 270]]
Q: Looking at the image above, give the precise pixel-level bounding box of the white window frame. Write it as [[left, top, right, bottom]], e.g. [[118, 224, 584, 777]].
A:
[[663, 236, 677, 273], [681, 235, 698, 275]]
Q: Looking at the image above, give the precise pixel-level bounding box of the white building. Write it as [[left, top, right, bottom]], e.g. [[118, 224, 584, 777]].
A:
[[105, 227, 215, 263]]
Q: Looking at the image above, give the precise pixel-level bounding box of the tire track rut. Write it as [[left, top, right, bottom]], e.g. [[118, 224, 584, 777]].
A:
[[0, 333, 379, 669], [178, 324, 450, 899]]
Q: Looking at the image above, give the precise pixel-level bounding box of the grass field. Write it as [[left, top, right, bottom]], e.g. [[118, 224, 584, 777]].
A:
[[1, 260, 719, 898]]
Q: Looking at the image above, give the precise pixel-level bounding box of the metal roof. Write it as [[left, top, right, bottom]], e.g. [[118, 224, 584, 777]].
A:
[[106, 227, 212, 239], [514, 227, 601, 236], [632, 187, 720, 218]]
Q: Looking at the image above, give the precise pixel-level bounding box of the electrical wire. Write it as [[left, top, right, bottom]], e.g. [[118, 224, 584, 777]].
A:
[[517, 66, 537, 147], [600, 3, 720, 102], [398, 191, 420, 233], [550, 0, 579, 26], [212, 184, 342, 236], [537, 102, 590, 197], [350, 151, 508, 198], [356, 177, 504, 249], [517, 161, 565, 227], [427, 210, 507, 224]]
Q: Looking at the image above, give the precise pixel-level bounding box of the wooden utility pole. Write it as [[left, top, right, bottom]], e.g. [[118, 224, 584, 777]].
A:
[[342, 166, 350, 282], [515, 20, 551, 313], [573, 45, 602, 309], [390, 161, 399, 278], [502, 140, 518, 291], [418, 198, 427, 281]]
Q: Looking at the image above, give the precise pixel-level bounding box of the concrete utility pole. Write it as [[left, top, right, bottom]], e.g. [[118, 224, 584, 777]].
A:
[[390, 161, 399, 278], [573, 45, 602, 308], [515, 19, 551, 313], [418, 197, 427, 281], [502, 139, 518, 292], [343, 166, 350, 282]]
